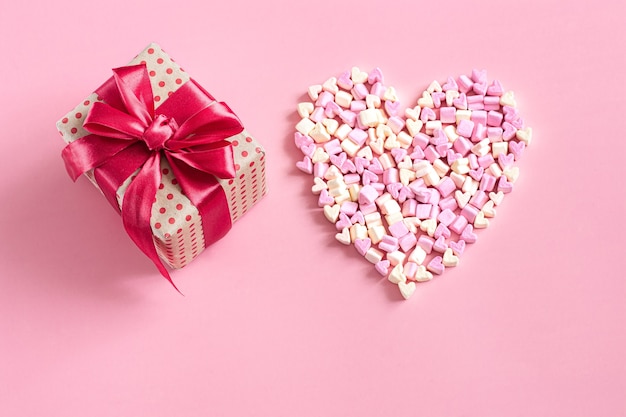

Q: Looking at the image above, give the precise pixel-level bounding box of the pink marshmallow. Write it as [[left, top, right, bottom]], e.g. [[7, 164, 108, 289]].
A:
[[315, 91, 334, 107], [351, 83, 369, 100], [359, 202, 378, 215], [433, 236, 448, 253], [434, 223, 451, 239], [403, 262, 419, 279], [453, 136, 473, 156], [438, 197, 458, 212], [440, 107, 456, 124], [348, 128, 368, 145], [449, 215, 469, 234], [460, 204, 479, 223], [382, 168, 399, 185], [424, 145, 440, 163], [469, 190, 489, 209], [478, 154, 495, 168], [389, 221, 410, 238], [399, 233, 418, 252], [437, 208, 457, 226], [417, 235, 435, 254], [340, 201, 359, 216], [350, 100, 366, 112], [412, 133, 430, 150], [370, 82, 385, 97], [483, 95, 500, 111], [479, 173, 497, 192], [427, 256, 445, 275], [458, 75, 473, 93], [470, 110, 487, 126], [358, 184, 379, 205], [487, 110, 504, 127], [416, 204, 433, 219], [378, 235, 399, 253], [402, 199, 417, 217], [435, 177, 456, 198], [456, 119, 475, 138]]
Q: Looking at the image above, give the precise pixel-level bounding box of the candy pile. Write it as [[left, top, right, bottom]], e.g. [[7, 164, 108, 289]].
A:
[[293, 68, 532, 300]]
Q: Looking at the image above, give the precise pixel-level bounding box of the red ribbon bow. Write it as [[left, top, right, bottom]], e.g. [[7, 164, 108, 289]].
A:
[[62, 64, 244, 286]]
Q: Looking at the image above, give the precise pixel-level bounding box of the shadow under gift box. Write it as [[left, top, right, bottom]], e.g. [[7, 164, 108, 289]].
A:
[[56, 43, 267, 272]]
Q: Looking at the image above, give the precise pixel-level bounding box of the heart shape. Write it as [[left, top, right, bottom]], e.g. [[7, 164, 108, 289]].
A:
[[293, 67, 532, 300]]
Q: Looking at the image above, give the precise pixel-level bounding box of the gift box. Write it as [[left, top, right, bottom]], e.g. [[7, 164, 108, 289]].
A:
[[57, 43, 267, 284]]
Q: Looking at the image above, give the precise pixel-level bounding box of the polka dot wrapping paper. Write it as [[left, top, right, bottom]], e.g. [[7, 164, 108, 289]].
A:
[[57, 43, 267, 271]]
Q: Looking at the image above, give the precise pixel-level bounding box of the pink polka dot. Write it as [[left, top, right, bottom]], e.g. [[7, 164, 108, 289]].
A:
[[232, 140, 239, 146], [159, 183, 164, 190], [149, 70, 156, 77], [154, 96, 161, 102], [164, 233, 171, 239], [234, 164, 240, 171], [255, 147, 262, 153], [75, 112, 82, 119], [249, 161, 255, 167], [157, 58, 164, 64], [158, 81, 165, 87], [61, 117, 68, 124], [159, 207, 166, 214], [241, 150, 248, 157], [70, 127, 77, 134], [162, 168, 169, 175], [228, 179, 234, 185], [155, 222, 161, 229], [175, 78, 182, 84], [246, 136, 253, 143], [140, 60, 147, 65], [166, 68, 173, 74], [176, 203, 183, 210], [83, 100, 90, 106], [167, 193, 174, 200], [185, 215, 192, 221], [168, 217, 175, 224], [147, 48, 155, 54], [171, 179, 178, 185]]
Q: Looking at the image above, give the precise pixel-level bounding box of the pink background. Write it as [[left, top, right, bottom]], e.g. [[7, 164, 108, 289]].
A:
[[1, 0, 624, 415]]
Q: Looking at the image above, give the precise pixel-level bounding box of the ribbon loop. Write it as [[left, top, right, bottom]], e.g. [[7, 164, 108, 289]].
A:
[[61, 63, 244, 285]]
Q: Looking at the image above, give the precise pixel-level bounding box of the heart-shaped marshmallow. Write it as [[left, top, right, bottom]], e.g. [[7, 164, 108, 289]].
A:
[[294, 68, 532, 300]]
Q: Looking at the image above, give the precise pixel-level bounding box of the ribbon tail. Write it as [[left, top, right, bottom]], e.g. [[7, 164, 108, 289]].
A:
[[121, 153, 181, 292], [93, 142, 152, 213], [166, 154, 232, 248]]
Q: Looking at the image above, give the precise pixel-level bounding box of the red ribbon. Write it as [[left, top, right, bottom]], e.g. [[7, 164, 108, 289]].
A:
[[62, 64, 244, 286]]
